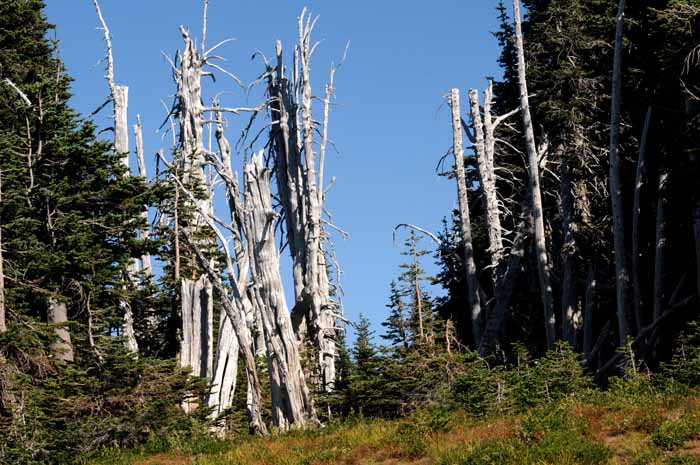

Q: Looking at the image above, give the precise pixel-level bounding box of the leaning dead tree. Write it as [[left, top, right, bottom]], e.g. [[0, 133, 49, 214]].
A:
[[264, 10, 344, 390], [448, 88, 482, 346], [513, 0, 556, 348], [92, 0, 138, 353]]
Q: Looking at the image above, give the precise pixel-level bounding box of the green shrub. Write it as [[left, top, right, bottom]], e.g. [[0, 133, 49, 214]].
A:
[[652, 414, 700, 450]]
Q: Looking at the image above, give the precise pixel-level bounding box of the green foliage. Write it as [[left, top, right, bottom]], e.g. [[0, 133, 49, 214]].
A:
[[652, 413, 700, 451]]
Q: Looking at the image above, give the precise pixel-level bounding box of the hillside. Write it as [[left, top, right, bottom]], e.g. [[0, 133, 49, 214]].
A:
[[83, 387, 700, 465]]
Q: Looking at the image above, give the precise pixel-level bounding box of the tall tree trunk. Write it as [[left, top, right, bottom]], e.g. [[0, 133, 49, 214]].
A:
[[469, 88, 503, 280], [609, 0, 630, 346], [653, 170, 668, 326], [583, 265, 597, 356], [207, 311, 239, 430], [632, 106, 652, 334], [244, 153, 318, 430], [513, 0, 555, 348], [0, 170, 5, 334], [692, 199, 700, 301], [449, 88, 483, 347], [93, 0, 139, 353], [134, 115, 152, 276], [48, 299, 74, 362], [479, 202, 533, 356], [560, 158, 577, 346]]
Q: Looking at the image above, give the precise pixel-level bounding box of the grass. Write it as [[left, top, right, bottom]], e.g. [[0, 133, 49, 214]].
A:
[[78, 391, 700, 465]]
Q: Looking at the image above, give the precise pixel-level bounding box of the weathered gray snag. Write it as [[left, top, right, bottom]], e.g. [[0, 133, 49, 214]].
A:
[[92, 0, 139, 353], [468, 88, 502, 279], [653, 170, 668, 324], [449, 88, 482, 346], [207, 309, 238, 427], [48, 299, 74, 362], [609, 0, 630, 345], [244, 153, 318, 430], [266, 12, 340, 390], [181, 230, 268, 435], [513, 0, 555, 348], [134, 116, 152, 276], [173, 25, 214, 381]]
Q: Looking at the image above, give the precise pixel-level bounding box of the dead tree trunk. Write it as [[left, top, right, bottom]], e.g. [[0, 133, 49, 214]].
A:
[[93, 0, 139, 353], [134, 115, 152, 276], [449, 88, 482, 347], [583, 265, 597, 356], [653, 169, 668, 326], [632, 106, 652, 333], [207, 310, 238, 428], [174, 26, 214, 382], [244, 153, 318, 430], [266, 13, 340, 390], [479, 202, 534, 356], [513, 0, 555, 348], [48, 299, 74, 362], [468, 88, 503, 279], [0, 170, 5, 334], [560, 159, 577, 346], [609, 0, 630, 345]]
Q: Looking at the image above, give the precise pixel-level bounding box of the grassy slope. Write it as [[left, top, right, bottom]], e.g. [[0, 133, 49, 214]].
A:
[[80, 389, 700, 465]]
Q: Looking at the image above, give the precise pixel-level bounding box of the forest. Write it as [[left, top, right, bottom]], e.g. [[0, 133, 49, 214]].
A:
[[1, 0, 700, 464]]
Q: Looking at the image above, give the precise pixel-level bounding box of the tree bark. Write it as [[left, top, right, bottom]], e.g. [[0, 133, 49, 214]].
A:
[[0, 170, 5, 334], [583, 265, 597, 357], [560, 159, 577, 345], [48, 299, 74, 362], [609, 0, 630, 346], [243, 153, 318, 430], [693, 199, 700, 302], [632, 106, 652, 334], [134, 115, 152, 276], [513, 0, 555, 348], [469, 88, 503, 279], [653, 170, 668, 324], [449, 88, 483, 347], [479, 202, 533, 356]]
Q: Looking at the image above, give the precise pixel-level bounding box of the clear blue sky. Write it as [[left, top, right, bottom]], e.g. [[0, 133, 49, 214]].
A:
[[44, 0, 504, 339]]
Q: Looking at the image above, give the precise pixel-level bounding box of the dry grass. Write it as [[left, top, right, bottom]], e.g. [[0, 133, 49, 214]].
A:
[[81, 392, 700, 465]]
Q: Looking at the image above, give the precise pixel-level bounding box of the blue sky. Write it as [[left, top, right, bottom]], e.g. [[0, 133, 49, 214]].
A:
[[44, 0, 504, 339]]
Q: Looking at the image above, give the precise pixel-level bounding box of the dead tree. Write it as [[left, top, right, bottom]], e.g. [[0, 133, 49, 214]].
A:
[[172, 25, 214, 383], [560, 158, 577, 345], [609, 0, 630, 345], [0, 170, 5, 334], [265, 11, 342, 390], [243, 153, 319, 430], [92, 0, 139, 353], [513, 0, 556, 348], [134, 115, 153, 276], [449, 88, 482, 346], [48, 299, 74, 362]]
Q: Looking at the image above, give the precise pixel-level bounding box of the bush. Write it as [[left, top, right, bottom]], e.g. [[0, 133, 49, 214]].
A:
[[652, 414, 700, 450]]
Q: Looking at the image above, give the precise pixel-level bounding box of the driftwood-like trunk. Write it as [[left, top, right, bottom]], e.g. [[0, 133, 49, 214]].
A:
[[93, 0, 139, 353], [468, 88, 503, 278], [244, 154, 318, 430], [449, 88, 482, 347], [174, 26, 214, 381], [48, 299, 74, 362], [267, 13, 339, 390], [609, 0, 630, 345], [208, 310, 238, 427], [134, 116, 152, 276], [182, 231, 268, 435], [513, 0, 555, 348]]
